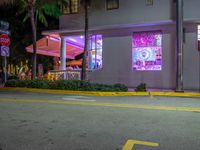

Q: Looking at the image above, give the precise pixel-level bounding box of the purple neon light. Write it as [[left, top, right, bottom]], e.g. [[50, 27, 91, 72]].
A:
[[48, 36, 84, 49]]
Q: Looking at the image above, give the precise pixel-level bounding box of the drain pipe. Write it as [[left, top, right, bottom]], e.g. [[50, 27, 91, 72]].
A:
[[199, 51, 200, 92], [176, 0, 184, 92]]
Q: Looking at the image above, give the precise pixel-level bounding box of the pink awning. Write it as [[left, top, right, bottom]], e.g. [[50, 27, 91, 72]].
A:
[[26, 36, 84, 59]]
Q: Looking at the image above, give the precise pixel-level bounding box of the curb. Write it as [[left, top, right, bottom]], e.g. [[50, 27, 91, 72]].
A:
[[0, 87, 200, 98], [150, 92, 200, 98]]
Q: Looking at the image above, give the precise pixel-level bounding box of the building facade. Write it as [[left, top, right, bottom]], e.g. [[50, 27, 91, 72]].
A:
[[44, 0, 200, 90]]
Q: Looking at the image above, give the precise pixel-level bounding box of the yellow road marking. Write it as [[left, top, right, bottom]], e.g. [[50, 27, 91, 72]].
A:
[[0, 98, 200, 113], [122, 140, 159, 150]]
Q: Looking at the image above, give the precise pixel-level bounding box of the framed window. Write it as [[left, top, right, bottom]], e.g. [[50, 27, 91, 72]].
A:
[[62, 0, 79, 14], [132, 31, 162, 71], [88, 35, 103, 70], [145, 0, 153, 6], [106, 0, 119, 10]]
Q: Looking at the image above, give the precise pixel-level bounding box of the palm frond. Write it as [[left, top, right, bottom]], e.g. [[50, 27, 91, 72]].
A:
[[16, 0, 28, 15], [0, 0, 15, 5], [23, 13, 29, 22], [42, 4, 61, 17], [38, 10, 48, 27]]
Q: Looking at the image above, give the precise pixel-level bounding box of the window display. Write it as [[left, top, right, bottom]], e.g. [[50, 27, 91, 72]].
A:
[[132, 31, 162, 71], [198, 25, 200, 51]]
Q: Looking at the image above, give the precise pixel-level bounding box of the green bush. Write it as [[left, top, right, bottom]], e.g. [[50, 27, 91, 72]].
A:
[[26, 79, 49, 89], [113, 83, 128, 92], [5, 79, 128, 92], [5, 79, 18, 87], [80, 80, 92, 91], [17, 80, 27, 87], [48, 81, 58, 89], [7, 75, 19, 80], [135, 83, 146, 92]]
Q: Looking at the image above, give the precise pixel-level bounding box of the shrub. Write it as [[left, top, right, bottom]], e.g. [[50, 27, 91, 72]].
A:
[[7, 75, 19, 80], [135, 83, 146, 92], [48, 81, 58, 89], [5, 79, 128, 92], [113, 83, 128, 92], [69, 80, 82, 90], [80, 81, 93, 91], [5, 79, 18, 87], [26, 79, 49, 89], [52, 80, 83, 90], [17, 80, 27, 87]]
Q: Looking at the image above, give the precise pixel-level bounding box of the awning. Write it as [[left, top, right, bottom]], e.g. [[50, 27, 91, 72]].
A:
[[26, 35, 84, 59]]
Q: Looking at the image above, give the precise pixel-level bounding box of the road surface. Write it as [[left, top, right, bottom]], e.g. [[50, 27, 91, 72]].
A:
[[0, 90, 200, 150]]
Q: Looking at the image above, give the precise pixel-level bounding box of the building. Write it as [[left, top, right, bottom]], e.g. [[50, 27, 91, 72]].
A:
[[30, 0, 200, 90]]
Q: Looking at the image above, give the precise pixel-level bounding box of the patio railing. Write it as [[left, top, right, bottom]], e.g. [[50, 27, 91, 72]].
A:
[[47, 70, 81, 80]]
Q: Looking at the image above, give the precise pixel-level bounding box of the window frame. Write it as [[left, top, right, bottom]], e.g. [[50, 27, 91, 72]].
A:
[[88, 35, 103, 70], [106, 0, 119, 10], [62, 0, 79, 15]]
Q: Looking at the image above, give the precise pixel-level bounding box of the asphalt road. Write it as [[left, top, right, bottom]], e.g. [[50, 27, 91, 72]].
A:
[[0, 90, 200, 150]]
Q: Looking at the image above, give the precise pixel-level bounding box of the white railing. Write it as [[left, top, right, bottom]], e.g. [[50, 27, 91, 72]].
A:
[[47, 70, 81, 80]]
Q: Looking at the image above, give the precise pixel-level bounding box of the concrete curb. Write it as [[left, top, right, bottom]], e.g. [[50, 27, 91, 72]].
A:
[[0, 87, 200, 97]]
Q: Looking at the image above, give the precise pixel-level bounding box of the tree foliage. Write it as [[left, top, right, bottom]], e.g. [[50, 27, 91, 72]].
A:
[[0, 2, 59, 73], [0, 0, 67, 79]]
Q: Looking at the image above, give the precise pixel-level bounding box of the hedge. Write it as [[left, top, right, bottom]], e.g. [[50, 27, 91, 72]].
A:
[[5, 79, 128, 92]]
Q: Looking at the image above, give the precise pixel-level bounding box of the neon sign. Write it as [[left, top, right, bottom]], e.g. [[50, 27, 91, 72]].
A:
[[132, 31, 162, 71]]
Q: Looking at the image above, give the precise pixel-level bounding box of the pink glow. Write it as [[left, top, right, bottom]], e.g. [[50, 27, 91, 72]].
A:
[[132, 31, 162, 71]]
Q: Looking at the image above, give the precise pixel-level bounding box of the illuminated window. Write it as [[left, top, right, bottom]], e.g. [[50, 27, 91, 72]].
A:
[[88, 35, 103, 70], [132, 31, 162, 71], [198, 25, 200, 51], [62, 0, 79, 14], [106, 0, 119, 10]]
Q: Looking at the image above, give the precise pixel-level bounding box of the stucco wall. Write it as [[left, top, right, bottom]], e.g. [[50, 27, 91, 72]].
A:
[[184, 0, 200, 21], [60, 0, 173, 30], [58, 0, 200, 90], [88, 25, 178, 89], [183, 24, 200, 90], [88, 24, 200, 90], [60, 0, 200, 30]]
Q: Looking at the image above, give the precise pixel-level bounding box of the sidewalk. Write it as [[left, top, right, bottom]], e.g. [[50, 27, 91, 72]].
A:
[[0, 87, 200, 98]]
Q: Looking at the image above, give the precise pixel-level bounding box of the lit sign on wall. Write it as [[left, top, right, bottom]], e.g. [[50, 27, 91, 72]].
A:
[[132, 31, 162, 71]]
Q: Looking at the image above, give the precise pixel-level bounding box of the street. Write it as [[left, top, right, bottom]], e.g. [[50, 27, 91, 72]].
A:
[[0, 90, 200, 150]]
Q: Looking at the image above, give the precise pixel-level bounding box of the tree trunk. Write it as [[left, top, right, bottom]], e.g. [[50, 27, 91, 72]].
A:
[[81, 1, 89, 80], [28, 2, 37, 79]]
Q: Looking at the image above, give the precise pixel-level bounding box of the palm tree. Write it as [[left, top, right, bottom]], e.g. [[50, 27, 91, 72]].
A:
[[0, 0, 67, 79], [80, 0, 90, 81], [80, 0, 102, 80], [18, 0, 63, 79]]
